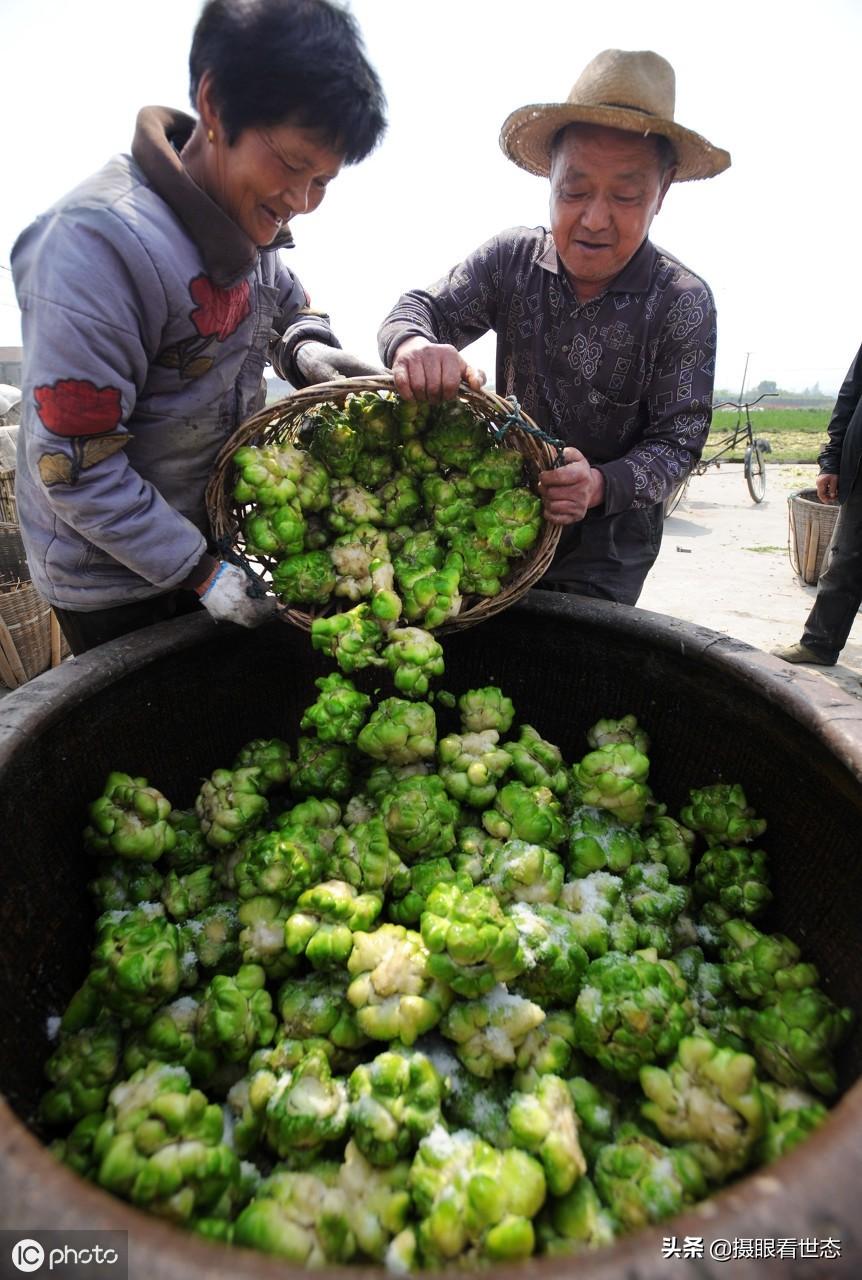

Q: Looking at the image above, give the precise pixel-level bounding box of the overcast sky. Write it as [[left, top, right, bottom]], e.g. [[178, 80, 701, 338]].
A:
[[2, 0, 860, 395]]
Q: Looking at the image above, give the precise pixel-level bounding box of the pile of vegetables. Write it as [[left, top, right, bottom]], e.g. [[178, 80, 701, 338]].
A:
[[231, 391, 543, 667], [43, 651, 854, 1269]]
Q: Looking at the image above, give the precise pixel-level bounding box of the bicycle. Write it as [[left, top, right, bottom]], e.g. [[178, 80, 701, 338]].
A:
[[663, 392, 776, 516]]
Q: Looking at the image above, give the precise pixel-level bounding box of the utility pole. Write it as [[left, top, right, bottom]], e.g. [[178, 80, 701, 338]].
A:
[[738, 352, 751, 404]]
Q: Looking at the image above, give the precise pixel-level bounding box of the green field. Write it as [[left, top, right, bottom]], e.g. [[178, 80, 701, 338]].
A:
[[707, 408, 831, 463]]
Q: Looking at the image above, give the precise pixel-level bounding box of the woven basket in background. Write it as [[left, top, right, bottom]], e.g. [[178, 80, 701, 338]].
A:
[[206, 375, 562, 635], [0, 468, 16, 524], [0, 577, 53, 688], [0, 522, 28, 580], [787, 488, 839, 585], [0, 529, 67, 687]]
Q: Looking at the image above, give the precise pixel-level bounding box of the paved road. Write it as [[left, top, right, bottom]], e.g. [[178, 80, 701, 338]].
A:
[[638, 461, 862, 700]]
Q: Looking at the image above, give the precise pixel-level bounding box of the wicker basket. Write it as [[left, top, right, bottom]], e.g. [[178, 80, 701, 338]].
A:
[[0, 522, 28, 580], [0, 577, 53, 689], [206, 375, 562, 634], [788, 488, 840, 585], [0, 468, 17, 524]]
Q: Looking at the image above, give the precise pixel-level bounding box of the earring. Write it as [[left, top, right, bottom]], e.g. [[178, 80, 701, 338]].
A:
[[207, 128, 215, 144]]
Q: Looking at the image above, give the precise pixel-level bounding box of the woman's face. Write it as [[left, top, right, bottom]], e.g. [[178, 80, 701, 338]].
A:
[[209, 121, 344, 245]]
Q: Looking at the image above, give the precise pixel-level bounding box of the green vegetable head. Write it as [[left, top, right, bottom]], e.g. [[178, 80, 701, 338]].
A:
[[358, 697, 438, 767], [348, 1047, 445, 1166], [260, 1045, 350, 1162], [586, 714, 650, 755], [347, 923, 453, 1045], [381, 774, 459, 862], [740, 988, 853, 1097], [409, 1125, 546, 1264], [473, 488, 542, 556], [89, 905, 187, 1025], [440, 987, 545, 1078], [506, 1072, 587, 1195], [694, 845, 772, 919], [508, 902, 589, 1004], [272, 551, 336, 606], [680, 783, 767, 846], [503, 724, 570, 798], [422, 881, 527, 996], [309, 406, 362, 478], [40, 1021, 123, 1127], [572, 744, 652, 827], [85, 772, 176, 863], [640, 1034, 766, 1182], [574, 951, 693, 1080], [568, 805, 647, 877], [483, 781, 566, 848], [593, 1126, 707, 1230], [233, 739, 293, 792]]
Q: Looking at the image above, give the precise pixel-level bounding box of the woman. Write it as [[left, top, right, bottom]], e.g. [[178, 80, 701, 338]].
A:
[[12, 0, 385, 654]]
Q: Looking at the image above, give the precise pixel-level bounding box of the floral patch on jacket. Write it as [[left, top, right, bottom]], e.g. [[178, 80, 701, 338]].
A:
[[34, 379, 123, 437], [156, 275, 252, 380]]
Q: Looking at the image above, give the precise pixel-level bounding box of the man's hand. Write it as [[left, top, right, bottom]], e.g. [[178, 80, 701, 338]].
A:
[[538, 447, 605, 525], [196, 562, 277, 628], [816, 472, 839, 504], [391, 336, 486, 403], [295, 341, 383, 385]]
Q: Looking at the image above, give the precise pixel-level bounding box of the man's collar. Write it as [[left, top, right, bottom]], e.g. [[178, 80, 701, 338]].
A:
[[536, 233, 657, 296], [131, 106, 294, 288]]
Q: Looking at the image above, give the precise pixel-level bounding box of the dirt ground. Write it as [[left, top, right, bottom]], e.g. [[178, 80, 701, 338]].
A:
[[637, 461, 862, 700]]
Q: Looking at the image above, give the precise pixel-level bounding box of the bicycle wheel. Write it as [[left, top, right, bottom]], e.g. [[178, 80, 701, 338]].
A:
[[744, 442, 766, 503], [663, 476, 690, 517]]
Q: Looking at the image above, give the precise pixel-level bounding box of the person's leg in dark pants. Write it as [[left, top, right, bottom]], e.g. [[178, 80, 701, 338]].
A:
[[796, 484, 862, 662], [53, 591, 203, 656], [534, 504, 664, 605]]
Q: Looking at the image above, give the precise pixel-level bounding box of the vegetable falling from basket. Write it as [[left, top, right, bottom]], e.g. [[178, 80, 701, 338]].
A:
[[206, 377, 563, 672]]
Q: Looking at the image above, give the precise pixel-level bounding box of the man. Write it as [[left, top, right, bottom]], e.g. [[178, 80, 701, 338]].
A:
[[378, 49, 730, 604], [774, 342, 862, 667]]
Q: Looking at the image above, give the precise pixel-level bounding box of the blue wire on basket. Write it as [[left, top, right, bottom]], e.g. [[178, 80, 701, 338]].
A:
[[489, 397, 567, 467]]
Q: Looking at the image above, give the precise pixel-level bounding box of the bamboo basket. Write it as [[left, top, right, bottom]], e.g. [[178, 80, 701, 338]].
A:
[[0, 468, 16, 524], [0, 529, 67, 686], [0, 522, 28, 580], [206, 375, 562, 635], [788, 488, 840, 585], [0, 576, 53, 689]]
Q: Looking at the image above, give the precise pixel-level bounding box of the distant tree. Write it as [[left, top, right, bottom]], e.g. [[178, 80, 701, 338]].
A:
[[757, 380, 777, 394]]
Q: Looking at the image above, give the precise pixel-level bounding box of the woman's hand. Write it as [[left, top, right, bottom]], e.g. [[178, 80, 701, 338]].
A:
[[538, 447, 605, 525], [816, 472, 839, 504], [196, 562, 277, 627], [391, 336, 485, 403], [295, 341, 383, 384]]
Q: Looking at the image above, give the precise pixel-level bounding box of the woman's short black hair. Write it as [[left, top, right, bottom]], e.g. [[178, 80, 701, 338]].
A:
[[189, 0, 386, 162]]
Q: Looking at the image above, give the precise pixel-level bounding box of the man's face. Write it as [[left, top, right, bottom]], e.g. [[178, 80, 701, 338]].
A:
[[549, 124, 675, 301]]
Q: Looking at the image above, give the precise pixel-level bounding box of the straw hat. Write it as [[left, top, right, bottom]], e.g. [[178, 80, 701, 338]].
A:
[[500, 49, 730, 183]]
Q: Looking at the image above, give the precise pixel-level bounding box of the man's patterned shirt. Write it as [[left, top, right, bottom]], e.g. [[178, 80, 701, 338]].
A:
[[378, 227, 717, 514]]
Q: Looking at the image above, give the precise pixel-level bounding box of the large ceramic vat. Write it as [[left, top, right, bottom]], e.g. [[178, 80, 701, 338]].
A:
[[0, 593, 859, 1278]]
